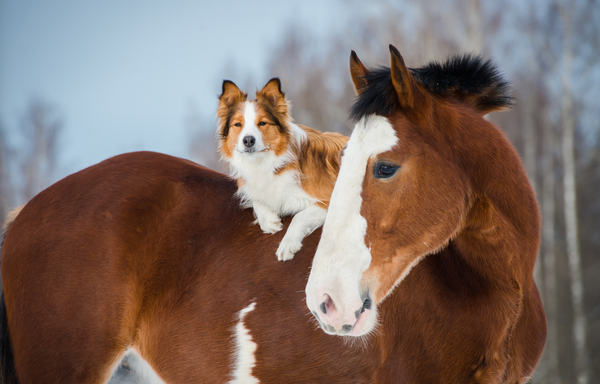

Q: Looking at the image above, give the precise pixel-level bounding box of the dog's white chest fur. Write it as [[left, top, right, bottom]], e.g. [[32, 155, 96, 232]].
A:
[[229, 150, 317, 216]]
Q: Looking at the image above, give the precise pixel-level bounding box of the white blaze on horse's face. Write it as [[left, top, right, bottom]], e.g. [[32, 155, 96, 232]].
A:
[[305, 115, 398, 336]]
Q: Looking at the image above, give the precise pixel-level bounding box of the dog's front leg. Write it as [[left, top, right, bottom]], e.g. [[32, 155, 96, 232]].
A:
[[276, 204, 327, 261], [252, 200, 283, 234]]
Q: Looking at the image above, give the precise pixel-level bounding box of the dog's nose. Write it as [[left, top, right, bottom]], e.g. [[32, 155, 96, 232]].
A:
[[243, 136, 256, 148]]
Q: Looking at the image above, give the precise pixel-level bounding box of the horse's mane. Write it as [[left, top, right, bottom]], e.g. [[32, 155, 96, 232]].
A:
[[350, 54, 514, 121]]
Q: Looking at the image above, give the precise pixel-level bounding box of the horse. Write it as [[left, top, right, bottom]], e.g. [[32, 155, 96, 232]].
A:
[[1, 152, 377, 383], [305, 45, 546, 382], [0, 45, 546, 384]]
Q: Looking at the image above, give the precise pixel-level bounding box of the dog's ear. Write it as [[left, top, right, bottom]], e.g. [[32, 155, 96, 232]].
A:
[[219, 80, 247, 108], [257, 78, 292, 130], [217, 80, 247, 140], [257, 78, 286, 109]]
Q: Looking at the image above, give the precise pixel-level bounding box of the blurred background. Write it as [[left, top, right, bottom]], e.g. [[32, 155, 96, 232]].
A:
[[1, 0, 598, 382]]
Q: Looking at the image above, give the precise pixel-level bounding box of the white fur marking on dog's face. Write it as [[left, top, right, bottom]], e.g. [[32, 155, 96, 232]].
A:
[[230, 302, 259, 383], [235, 101, 266, 153], [305, 115, 398, 336], [227, 118, 316, 217]]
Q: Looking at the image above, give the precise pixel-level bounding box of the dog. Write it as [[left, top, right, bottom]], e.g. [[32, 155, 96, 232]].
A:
[[217, 78, 348, 261]]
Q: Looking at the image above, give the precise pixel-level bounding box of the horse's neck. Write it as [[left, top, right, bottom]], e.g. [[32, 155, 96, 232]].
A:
[[445, 116, 540, 288], [455, 203, 539, 291]]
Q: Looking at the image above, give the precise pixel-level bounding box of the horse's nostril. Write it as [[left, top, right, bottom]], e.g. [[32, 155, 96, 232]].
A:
[[362, 297, 372, 310], [320, 302, 327, 315], [356, 297, 372, 319], [243, 135, 256, 147], [320, 294, 335, 315]]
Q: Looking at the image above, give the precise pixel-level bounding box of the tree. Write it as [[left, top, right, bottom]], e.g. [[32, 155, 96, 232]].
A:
[[0, 121, 11, 220], [17, 98, 62, 203], [558, 2, 587, 382], [186, 102, 225, 173]]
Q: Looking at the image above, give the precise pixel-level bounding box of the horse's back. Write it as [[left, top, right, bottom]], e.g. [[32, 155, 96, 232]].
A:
[[1, 152, 375, 383], [0, 150, 545, 383], [1, 152, 235, 382]]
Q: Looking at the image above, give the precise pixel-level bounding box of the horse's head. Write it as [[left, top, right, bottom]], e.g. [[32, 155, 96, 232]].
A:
[[306, 45, 515, 336]]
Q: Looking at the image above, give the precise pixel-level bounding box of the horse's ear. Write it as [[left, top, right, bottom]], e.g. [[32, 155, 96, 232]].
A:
[[219, 80, 246, 108], [257, 78, 286, 108], [350, 50, 370, 95], [389, 45, 414, 109]]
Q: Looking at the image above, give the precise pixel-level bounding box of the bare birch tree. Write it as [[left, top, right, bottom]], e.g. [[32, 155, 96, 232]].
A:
[[186, 102, 224, 173], [0, 121, 11, 220], [18, 98, 62, 203], [557, 2, 587, 382], [542, 107, 559, 384]]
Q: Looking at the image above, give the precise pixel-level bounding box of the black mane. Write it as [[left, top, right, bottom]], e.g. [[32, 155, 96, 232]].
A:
[[350, 55, 514, 121]]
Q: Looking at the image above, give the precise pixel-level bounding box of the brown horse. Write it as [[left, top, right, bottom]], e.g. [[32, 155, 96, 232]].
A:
[[0, 46, 545, 384], [1, 152, 375, 383], [305, 45, 546, 382]]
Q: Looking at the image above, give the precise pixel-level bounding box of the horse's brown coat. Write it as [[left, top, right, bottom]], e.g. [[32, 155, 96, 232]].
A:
[[311, 46, 546, 383], [0, 150, 545, 383]]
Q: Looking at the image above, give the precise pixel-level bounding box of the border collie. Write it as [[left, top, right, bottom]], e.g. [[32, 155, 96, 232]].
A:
[[217, 78, 348, 261]]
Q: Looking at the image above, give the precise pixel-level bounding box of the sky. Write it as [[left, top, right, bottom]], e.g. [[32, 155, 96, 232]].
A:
[[0, 0, 342, 180]]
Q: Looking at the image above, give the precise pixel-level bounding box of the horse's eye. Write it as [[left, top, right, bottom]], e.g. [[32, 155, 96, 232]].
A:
[[374, 163, 398, 179], [258, 121, 267, 126], [234, 122, 242, 127]]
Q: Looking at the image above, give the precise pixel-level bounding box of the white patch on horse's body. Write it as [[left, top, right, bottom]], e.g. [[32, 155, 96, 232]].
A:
[[108, 348, 166, 384], [230, 302, 260, 384], [306, 115, 398, 335]]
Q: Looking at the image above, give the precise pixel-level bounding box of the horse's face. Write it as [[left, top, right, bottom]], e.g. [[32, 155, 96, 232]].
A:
[[305, 46, 470, 336], [358, 113, 469, 302]]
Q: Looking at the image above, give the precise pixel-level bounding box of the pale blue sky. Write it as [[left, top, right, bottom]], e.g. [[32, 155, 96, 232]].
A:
[[0, 0, 342, 179]]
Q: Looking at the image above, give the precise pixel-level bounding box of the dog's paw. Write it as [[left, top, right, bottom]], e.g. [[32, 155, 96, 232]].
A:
[[257, 217, 283, 234], [276, 236, 302, 261]]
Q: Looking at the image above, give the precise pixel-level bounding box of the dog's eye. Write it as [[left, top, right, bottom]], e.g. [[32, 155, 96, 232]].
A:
[[234, 122, 241, 127], [374, 163, 399, 179], [258, 121, 267, 126]]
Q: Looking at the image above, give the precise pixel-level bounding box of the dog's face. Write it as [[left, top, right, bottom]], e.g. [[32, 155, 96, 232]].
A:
[[217, 78, 292, 160]]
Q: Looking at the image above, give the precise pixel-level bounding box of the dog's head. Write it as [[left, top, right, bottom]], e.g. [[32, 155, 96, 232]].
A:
[[217, 78, 294, 160]]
